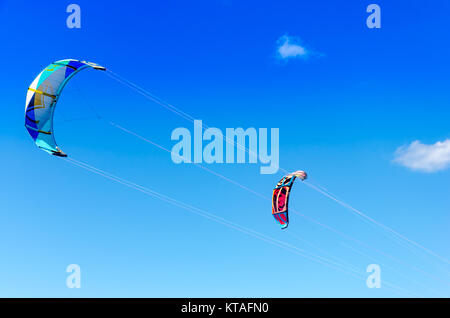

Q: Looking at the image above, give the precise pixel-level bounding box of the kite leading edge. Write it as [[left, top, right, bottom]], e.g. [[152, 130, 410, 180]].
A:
[[272, 170, 307, 229], [25, 59, 106, 157]]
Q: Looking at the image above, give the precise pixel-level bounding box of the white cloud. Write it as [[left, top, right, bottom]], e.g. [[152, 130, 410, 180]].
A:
[[393, 139, 450, 172], [276, 35, 309, 59]]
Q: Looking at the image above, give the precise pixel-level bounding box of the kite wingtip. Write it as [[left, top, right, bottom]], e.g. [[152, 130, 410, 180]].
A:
[[94, 66, 107, 71], [52, 151, 68, 157]]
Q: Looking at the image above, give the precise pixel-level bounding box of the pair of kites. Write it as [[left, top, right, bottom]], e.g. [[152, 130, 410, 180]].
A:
[[24, 59, 307, 230]]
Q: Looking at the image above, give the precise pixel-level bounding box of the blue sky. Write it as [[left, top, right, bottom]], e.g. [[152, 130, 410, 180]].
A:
[[1, 0, 449, 297]]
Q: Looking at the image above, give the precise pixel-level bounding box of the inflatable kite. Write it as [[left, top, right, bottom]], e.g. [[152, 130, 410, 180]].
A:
[[25, 59, 106, 157], [272, 170, 307, 229]]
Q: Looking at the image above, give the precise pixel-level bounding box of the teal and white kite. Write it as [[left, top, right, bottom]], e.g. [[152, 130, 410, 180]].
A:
[[25, 59, 106, 157]]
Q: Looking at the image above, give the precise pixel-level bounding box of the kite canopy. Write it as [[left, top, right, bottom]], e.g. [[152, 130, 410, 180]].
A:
[[272, 170, 307, 229], [25, 59, 106, 157]]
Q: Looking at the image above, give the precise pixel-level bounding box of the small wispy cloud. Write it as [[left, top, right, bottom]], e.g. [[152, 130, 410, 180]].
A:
[[393, 139, 450, 173], [276, 35, 317, 60]]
